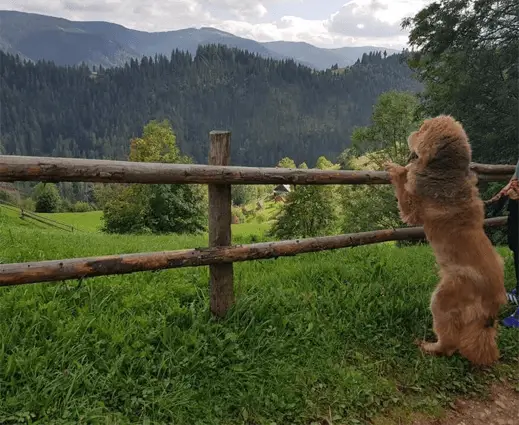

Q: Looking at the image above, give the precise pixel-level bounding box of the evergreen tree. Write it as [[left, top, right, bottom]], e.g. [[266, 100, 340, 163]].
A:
[[0, 47, 422, 168]]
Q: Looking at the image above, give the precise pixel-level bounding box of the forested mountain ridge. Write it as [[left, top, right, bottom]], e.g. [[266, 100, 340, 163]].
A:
[[0, 45, 422, 166], [0, 10, 397, 70]]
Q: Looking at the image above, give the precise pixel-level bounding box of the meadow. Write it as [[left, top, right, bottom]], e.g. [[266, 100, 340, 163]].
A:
[[0, 207, 518, 425]]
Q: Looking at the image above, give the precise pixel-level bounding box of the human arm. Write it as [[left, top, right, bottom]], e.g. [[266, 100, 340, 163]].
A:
[[484, 158, 519, 205]]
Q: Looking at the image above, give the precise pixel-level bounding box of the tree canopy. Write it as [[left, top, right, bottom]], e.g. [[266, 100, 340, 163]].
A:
[[271, 157, 339, 239], [102, 120, 207, 234], [403, 0, 518, 164], [338, 91, 422, 233]]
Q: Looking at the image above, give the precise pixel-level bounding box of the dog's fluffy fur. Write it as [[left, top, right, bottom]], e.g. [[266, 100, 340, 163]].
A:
[[385, 115, 507, 366]]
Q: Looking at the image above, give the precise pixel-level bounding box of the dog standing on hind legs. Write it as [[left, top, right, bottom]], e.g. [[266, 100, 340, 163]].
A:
[[384, 115, 507, 366]]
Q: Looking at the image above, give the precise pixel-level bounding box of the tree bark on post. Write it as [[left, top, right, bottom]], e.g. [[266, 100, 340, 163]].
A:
[[208, 131, 234, 317]]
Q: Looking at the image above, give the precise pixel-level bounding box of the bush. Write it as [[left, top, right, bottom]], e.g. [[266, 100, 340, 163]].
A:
[[146, 184, 207, 234], [60, 198, 73, 213], [102, 120, 208, 235], [271, 185, 338, 239], [72, 201, 93, 213], [19, 198, 35, 212], [340, 185, 402, 233], [231, 206, 246, 223], [33, 183, 61, 213], [102, 186, 148, 234], [270, 158, 339, 239], [0, 190, 16, 205], [103, 184, 207, 235], [255, 211, 268, 224], [92, 184, 118, 210], [232, 185, 256, 206]]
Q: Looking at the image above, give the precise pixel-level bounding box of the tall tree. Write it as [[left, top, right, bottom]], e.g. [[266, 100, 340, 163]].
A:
[[102, 120, 207, 234], [349, 90, 421, 168], [338, 91, 422, 233], [403, 0, 518, 164]]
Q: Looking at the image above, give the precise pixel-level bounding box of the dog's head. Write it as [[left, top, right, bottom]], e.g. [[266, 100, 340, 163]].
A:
[[407, 115, 474, 200], [408, 115, 471, 169]]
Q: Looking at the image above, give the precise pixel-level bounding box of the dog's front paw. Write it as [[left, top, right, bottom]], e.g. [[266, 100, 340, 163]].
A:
[[384, 161, 407, 181]]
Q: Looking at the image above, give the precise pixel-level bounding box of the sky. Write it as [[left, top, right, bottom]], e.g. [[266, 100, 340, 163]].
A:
[[1, 0, 432, 48]]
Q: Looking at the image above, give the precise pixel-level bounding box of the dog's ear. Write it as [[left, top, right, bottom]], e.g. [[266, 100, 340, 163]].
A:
[[418, 116, 471, 173], [426, 133, 471, 173]]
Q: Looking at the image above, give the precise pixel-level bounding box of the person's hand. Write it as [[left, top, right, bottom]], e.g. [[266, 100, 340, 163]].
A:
[[484, 178, 519, 205], [508, 178, 519, 200]]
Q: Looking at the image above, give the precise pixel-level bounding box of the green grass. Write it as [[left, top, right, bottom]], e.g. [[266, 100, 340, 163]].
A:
[[0, 210, 518, 425], [0, 206, 105, 233], [34, 210, 272, 239], [39, 211, 104, 232]]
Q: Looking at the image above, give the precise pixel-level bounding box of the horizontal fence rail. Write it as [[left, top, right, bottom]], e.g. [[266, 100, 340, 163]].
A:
[[0, 216, 507, 287], [0, 155, 514, 185]]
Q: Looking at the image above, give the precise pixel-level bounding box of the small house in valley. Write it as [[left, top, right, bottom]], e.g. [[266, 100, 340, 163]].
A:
[[273, 184, 291, 196]]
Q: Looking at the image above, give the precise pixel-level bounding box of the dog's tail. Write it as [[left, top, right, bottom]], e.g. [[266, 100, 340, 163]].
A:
[[458, 318, 500, 366]]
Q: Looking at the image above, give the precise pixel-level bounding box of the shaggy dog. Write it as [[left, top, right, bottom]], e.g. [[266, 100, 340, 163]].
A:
[[385, 115, 507, 366]]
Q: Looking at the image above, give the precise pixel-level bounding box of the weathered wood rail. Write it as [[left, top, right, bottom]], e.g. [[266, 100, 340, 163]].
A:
[[0, 130, 513, 317], [0, 216, 507, 288], [0, 156, 513, 185]]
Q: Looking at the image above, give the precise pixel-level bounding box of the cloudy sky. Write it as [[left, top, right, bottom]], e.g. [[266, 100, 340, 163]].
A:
[[2, 0, 431, 48]]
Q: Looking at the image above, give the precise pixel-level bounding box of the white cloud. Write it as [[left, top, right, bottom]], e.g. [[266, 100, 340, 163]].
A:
[[327, 1, 404, 38], [0, 0, 431, 48], [215, 0, 430, 48]]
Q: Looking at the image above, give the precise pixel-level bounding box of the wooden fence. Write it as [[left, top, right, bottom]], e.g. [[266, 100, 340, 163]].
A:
[[0, 131, 514, 317]]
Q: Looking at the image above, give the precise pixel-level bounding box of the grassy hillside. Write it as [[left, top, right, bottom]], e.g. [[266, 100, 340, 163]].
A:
[[0, 209, 517, 424]]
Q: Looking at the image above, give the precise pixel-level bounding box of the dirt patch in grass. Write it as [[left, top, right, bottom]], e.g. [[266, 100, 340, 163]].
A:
[[411, 382, 519, 425]]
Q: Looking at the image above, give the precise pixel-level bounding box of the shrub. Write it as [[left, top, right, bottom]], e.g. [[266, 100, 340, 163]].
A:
[[33, 183, 61, 213], [271, 158, 339, 239], [0, 190, 16, 204], [19, 198, 36, 212], [102, 120, 207, 234], [73, 201, 93, 213], [102, 186, 148, 234]]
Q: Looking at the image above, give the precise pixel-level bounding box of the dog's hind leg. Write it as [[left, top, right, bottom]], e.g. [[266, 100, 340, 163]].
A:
[[418, 283, 461, 357], [419, 316, 458, 357]]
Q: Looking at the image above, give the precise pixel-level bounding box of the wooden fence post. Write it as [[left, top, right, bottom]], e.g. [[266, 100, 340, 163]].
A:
[[208, 131, 234, 317]]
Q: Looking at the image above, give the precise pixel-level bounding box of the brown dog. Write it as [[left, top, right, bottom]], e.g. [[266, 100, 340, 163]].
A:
[[385, 115, 507, 366]]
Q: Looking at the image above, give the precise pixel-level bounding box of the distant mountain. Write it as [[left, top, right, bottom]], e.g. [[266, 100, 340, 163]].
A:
[[263, 41, 398, 69], [0, 10, 398, 70]]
